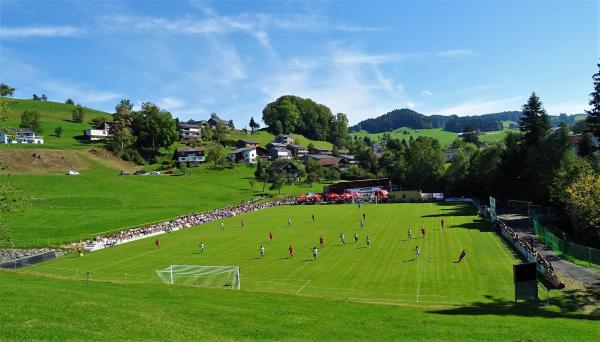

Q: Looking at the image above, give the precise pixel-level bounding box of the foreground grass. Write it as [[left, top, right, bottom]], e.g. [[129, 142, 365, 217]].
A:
[[28, 203, 518, 305], [1, 271, 598, 341], [2, 162, 324, 245]]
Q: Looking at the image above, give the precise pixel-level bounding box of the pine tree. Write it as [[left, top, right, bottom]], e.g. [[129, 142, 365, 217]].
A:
[[586, 63, 600, 139], [519, 92, 550, 147], [249, 117, 260, 134]]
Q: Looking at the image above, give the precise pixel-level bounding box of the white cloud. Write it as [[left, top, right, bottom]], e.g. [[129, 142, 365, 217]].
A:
[[407, 102, 416, 109], [41, 81, 120, 105], [437, 49, 477, 58], [0, 26, 80, 39], [434, 96, 524, 116], [158, 97, 186, 111], [421, 90, 432, 96], [545, 102, 590, 115]]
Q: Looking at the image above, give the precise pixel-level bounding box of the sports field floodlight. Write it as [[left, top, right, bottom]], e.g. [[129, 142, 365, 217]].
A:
[[156, 265, 240, 289]]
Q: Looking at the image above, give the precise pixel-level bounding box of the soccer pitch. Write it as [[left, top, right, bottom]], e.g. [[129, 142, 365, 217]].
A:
[[24, 202, 518, 306]]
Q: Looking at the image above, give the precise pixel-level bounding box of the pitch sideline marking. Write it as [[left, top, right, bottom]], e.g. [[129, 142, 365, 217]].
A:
[[295, 279, 311, 295], [416, 260, 424, 303]]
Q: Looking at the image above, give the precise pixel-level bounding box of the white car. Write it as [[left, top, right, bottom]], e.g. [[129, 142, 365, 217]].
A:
[[150, 171, 161, 175], [66, 170, 80, 176]]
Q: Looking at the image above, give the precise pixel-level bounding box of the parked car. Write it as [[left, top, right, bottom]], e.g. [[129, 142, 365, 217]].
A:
[[150, 171, 161, 175], [119, 170, 130, 175], [133, 170, 146, 175], [66, 170, 80, 176]]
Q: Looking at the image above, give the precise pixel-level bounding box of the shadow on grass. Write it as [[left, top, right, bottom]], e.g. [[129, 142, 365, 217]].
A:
[[452, 219, 495, 233], [428, 291, 600, 321], [421, 203, 476, 218]]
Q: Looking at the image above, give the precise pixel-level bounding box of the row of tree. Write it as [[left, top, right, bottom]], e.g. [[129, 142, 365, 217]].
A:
[[262, 95, 350, 146]]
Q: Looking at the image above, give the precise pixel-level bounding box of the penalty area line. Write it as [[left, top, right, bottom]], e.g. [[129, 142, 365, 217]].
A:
[[295, 279, 311, 295], [416, 260, 424, 303]]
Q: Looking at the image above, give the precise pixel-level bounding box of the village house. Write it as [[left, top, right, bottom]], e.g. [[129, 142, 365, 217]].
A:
[[84, 122, 112, 141], [267, 159, 299, 179], [178, 120, 205, 143], [308, 146, 331, 155], [228, 148, 257, 164], [275, 134, 294, 145], [236, 139, 260, 149], [0, 128, 44, 144], [269, 147, 292, 160], [285, 144, 308, 157], [174, 146, 205, 166]]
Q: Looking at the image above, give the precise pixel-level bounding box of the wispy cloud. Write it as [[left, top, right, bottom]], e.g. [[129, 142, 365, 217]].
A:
[[41, 81, 120, 105], [434, 96, 524, 116], [421, 90, 432, 96], [158, 97, 186, 111], [437, 49, 477, 58], [545, 102, 590, 115], [0, 26, 80, 39]]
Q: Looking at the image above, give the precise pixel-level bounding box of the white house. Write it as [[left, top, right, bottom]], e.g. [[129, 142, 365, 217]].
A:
[[228, 148, 257, 164], [84, 122, 112, 140], [175, 147, 206, 166], [269, 147, 292, 160], [0, 128, 44, 144]]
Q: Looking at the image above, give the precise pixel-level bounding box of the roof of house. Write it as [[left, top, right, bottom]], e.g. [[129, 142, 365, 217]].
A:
[[17, 128, 34, 134], [318, 157, 342, 167], [237, 139, 260, 144], [176, 146, 205, 153], [267, 159, 298, 171], [305, 154, 332, 160], [340, 154, 355, 160], [568, 134, 583, 145], [230, 147, 254, 154], [271, 147, 291, 153], [267, 142, 287, 148], [286, 144, 307, 150]]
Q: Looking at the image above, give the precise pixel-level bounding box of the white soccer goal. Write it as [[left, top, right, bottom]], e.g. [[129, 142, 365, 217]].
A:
[[156, 265, 240, 289]]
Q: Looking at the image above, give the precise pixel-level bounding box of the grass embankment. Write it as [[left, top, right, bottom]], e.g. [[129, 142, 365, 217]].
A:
[[2, 161, 324, 245]]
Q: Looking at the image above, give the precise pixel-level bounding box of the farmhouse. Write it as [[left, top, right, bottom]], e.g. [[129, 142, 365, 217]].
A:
[[174, 146, 205, 166], [269, 147, 292, 160], [84, 122, 112, 141], [308, 146, 330, 155], [236, 139, 260, 149], [286, 144, 308, 157], [0, 128, 44, 144], [228, 148, 257, 164], [318, 157, 344, 168], [267, 159, 299, 179], [275, 134, 294, 145], [178, 120, 205, 142]]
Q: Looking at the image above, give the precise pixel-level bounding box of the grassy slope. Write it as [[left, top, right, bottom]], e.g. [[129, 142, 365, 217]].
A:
[[27, 203, 517, 304], [2, 272, 598, 341], [2, 99, 111, 149], [2, 160, 325, 244], [351, 127, 517, 146], [227, 130, 333, 149]]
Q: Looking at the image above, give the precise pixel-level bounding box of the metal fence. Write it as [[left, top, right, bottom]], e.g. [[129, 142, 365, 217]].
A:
[[533, 218, 600, 268]]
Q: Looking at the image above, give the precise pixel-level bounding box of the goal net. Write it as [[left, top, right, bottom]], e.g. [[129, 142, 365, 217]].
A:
[[156, 265, 240, 289]]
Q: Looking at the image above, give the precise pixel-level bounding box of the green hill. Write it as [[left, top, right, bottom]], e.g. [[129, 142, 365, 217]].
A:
[[227, 130, 333, 149], [350, 127, 516, 146], [2, 99, 111, 149]]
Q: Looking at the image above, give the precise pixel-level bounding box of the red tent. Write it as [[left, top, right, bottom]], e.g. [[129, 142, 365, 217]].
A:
[[297, 194, 308, 199], [351, 192, 362, 197], [341, 193, 353, 199], [326, 193, 339, 199], [310, 194, 322, 200], [379, 190, 389, 195]]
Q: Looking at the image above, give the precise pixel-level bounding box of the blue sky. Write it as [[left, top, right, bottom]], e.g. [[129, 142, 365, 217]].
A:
[[1, 0, 598, 126]]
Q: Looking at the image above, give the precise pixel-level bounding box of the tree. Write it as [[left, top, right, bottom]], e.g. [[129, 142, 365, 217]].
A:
[[130, 102, 178, 157], [212, 121, 227, 145], [20, 110, 42, 133], [586, 62, 600, 139], [89, 116, 106, 128], [249, 117, 260, 133], [65, 98, 75, 105], [0, 83, 15, 97], [519, 92, 550, 148], [206, 144, 225, 167], [564, 174, 600, 246], [71, 104, 85, 123], [0, 97, 10, 121], [269, 173, 284, 194], [32, 94, 40, 101], [109, 99, 135, 153], [40, 94, 48, 101], [579, 133, 595, 158], [54, 126, 63, 137], [572, 119, 588, 134], [324, 167, 340, 183]]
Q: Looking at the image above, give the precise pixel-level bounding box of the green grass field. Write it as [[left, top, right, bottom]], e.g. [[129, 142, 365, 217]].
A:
[[2, 99, 111, 149], [25, 203, 516, 304], [2, 161, 324, 245], [227, 130, 333, 149], [351, 127, 516, 146], [7, 202, 599, 340]]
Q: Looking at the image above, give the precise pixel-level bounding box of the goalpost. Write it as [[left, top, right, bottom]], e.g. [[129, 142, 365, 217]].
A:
[[156, 265, 240, 290]]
